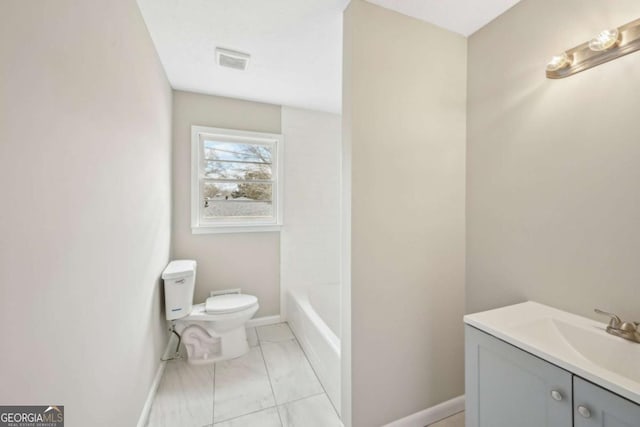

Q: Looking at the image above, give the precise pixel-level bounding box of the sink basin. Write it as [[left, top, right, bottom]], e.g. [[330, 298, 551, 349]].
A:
[[553, 318, 640, 383], [514, 316, 640, 383], [465, 301, 640, 405]]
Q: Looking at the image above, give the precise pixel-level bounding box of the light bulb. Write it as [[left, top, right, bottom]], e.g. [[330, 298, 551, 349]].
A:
[[589, 28, 620, 51], [546, 52, 572, 72]]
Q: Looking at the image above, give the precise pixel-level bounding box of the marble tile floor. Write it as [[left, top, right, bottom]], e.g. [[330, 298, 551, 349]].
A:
[[427, 411, 464, 427], [146, 323, 342, 427]]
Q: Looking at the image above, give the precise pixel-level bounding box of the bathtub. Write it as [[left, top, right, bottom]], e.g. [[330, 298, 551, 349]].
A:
[[287, 283, 341, 415]]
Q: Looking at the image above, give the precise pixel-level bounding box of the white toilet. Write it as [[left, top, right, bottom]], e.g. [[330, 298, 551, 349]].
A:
[[162, 260, 259, 364]]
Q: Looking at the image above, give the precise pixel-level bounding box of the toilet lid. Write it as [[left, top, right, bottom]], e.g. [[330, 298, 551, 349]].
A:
[[205, 294, 258, 314]]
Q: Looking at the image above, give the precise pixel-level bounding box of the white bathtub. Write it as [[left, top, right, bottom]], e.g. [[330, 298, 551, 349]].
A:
[[287, 284, 341, 415]]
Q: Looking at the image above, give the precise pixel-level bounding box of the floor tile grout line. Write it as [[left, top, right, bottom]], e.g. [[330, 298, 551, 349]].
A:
[[210, 343, 280, 426], [210, 398, 349, 427], [276, 391, 326, 408], [212, 359, 217, 426], [210, 323, 332, 426], [257, 337, 285, 427], [257, 324, 317, 404], [210, 403, 278, 425], [164, 324, 335, 427], [255, 326, 296, 345], [152, 359, 216, 427], [209, 395, 338, 426], [260, 322, 341, 422], [210, 396, 339, 427], [290, 334, 341, 420]]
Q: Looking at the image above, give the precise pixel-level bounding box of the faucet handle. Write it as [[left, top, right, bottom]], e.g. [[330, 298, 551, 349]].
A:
[[594, 309, 622, 328]]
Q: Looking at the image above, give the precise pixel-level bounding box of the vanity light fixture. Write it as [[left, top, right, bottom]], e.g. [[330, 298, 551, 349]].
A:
[[546, 52, 573, 72], [546, 18, 640, 79], [588, 28, 620, 52]]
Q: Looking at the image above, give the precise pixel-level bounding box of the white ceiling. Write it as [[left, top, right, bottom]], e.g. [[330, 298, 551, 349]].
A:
[[137, 0, 521, 114], [366, 0, 523, 37], [137, 0, 348, 113]]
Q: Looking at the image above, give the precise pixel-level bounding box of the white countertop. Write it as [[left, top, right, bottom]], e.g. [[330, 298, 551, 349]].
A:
[[464, 301, 640, 404]]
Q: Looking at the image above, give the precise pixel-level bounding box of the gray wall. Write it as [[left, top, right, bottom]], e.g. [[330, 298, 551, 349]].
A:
[[343, 1, 467, 425], [467, 0, 640, 321], [172, 91, 282, 317], [0, 1, 172, 426]]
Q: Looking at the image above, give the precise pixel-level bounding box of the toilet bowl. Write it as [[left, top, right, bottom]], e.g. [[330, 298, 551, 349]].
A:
[[175, 294, 259, 363], [162, 260, 259, 364]]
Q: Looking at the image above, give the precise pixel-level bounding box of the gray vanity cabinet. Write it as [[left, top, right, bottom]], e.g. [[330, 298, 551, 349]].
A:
[[465, 325, 573, 427], [573, 377, 640, 427], [466, 325, 640, 427]]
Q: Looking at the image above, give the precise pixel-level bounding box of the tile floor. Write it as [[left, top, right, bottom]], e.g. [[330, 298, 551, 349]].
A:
[[427, 411, 465, 427], [146, 323, 342, 427]]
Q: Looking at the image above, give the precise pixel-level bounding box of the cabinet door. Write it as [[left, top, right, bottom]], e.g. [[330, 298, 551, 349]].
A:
[[574, 377, 640, 427], [465, 326, 572, 427]]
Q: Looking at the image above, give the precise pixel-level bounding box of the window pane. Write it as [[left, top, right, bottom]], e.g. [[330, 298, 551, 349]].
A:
[[204, 161, 272, 180], [203, 182, 273, 218], [203, 201, 273, 218], [202, 182, 272, 218], [203, 182, 272, 201], [203, 140, 272, 164]]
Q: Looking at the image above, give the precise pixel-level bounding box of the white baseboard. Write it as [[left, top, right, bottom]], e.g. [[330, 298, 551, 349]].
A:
[[382, 395, 465, 427], [246, 314, 282, 328], [136, 334, 177, 427]]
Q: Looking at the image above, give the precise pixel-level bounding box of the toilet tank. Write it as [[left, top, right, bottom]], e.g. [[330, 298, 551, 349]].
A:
[[162, 260, 197, 320]]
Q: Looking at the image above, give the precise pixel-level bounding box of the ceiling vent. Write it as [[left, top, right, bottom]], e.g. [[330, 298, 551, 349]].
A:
[[216, 47, 250, 71]]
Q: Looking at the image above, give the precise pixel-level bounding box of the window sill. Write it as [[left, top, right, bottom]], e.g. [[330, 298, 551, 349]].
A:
[[191, 224, 282, 234]]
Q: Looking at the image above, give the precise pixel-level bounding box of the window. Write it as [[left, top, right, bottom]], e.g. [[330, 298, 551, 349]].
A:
[[191, 126, 283, 233]]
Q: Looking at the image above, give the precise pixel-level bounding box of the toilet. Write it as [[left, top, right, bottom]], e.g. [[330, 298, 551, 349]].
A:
[[162, 260, 259, 364]]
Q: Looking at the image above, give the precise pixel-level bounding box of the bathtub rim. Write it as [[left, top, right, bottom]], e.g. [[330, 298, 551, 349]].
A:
[[288, 286, 340, 357]]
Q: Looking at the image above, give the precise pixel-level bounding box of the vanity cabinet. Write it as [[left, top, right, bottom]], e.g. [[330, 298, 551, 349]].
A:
[[465, 325, 573, 427], [466, 326, 640, 427], [574, 377, 640, 427]]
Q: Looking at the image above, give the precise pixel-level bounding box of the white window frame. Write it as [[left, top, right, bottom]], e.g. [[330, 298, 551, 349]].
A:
[[191, 126, 283, 234]]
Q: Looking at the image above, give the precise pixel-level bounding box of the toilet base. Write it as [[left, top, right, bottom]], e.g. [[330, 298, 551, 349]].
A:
[[177, 323, 251, 365], [173, 301, 259, 364]]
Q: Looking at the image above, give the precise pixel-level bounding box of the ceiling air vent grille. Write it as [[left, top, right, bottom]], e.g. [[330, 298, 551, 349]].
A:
[[216, 47, 250, 71]]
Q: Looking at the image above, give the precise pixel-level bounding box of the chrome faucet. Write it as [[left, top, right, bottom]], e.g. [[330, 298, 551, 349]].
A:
[[595, 309, 640, 344]]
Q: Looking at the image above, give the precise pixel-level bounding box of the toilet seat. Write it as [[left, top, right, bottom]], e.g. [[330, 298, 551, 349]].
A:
[[205, 294, 258, 314], [180, 301, 259, 323]]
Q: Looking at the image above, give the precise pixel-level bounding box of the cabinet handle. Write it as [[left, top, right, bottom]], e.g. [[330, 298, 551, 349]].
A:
[[550, 390, 563, 401], [577, 405, 592, 418]]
